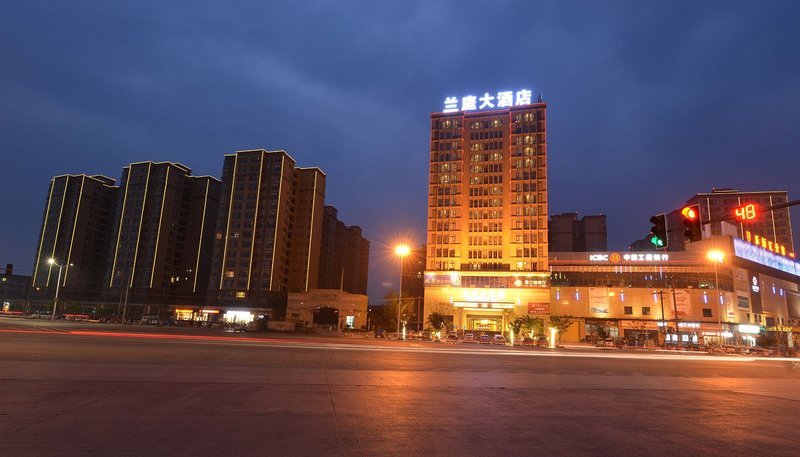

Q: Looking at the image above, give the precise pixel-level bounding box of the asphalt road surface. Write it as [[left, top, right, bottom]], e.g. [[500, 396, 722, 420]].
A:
[[1, 319, 798, 456]]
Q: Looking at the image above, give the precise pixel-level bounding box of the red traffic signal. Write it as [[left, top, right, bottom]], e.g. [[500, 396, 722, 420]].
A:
[[681, 204, 702, 242]]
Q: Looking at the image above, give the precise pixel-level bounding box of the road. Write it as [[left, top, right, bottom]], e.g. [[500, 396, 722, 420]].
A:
[[0, 319, 798, 456]]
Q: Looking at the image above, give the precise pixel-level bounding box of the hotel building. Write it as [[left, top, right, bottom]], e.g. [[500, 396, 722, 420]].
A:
[[424, 90, 550, 332], [31, 174, 118, 301], [105, 162, 220, 304], [207, 149, 326, 312]]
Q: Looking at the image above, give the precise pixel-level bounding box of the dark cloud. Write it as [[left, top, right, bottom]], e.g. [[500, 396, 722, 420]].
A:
[[2, 1, 800, 297]]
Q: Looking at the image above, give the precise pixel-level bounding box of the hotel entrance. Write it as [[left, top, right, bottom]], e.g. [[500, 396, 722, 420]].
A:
[[466, 314, 504, 332]]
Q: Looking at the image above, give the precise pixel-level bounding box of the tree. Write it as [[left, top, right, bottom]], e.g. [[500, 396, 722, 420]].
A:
[[595, 324, 611, 341], [427, 312, 447, 333], [377, 290, 415, 331], [518, 315, 544, 338], [507, 316, 523, 341], [549, 315, 575, 345]]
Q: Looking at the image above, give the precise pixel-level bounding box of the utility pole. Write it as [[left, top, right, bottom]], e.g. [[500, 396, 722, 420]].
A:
[[657, 290, 666, 346], [671, 282, 681, 348]]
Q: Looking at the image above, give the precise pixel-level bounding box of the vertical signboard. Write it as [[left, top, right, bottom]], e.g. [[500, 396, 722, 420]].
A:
[[589, 287, 609, 314], [672, 289, 691, 317], [749, 273, 763, 314]]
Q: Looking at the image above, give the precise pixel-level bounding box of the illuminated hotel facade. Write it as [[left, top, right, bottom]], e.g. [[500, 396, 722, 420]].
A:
[[424, 89, 550, 332]]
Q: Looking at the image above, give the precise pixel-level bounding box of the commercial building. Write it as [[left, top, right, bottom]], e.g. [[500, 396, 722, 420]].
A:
[[31, 174, 118, 301], [550, 236, 800, 347], [657, 188, 795, 254], [207, 149, 327, 314], [1, 265, 29, 311], [286, 289, 369, 329], [549, 212, 607, 252], [424, 89, 550, 331], [105, 162, 220, 305]]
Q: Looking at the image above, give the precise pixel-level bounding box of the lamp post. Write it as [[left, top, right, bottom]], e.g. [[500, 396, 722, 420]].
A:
[[395, 244, 410, 340], [47, 258, 67, 321], [707, 250, 725, 346]]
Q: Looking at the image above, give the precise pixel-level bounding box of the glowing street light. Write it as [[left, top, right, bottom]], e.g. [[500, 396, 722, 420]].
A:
[[395, 244, 411, 340], [707, 250, 725, 345]]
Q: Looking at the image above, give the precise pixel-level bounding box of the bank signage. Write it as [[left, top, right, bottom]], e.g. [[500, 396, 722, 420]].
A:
[[442, 89, 534, 113], [588, 252, 669, 263]]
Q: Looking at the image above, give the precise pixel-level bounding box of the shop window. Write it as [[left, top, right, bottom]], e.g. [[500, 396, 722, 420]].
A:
[[702, 308, 712, 317], [624, 306, 633, 315]]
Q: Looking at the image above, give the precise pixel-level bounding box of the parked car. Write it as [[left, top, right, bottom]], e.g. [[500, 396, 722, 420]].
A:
[[491, 335, 507, 345], [463, 333, 477, 343], [598, 338, 616, 348], [479, 334, 491, 344], [419, 331, 433, 341], [535, 336, 549, 347], [446, 332, 459, 342], [521, 337, 535, 346]]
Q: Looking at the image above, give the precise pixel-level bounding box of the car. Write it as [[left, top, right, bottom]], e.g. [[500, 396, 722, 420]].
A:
[[491, 335, 507, 345], [419, 331, 433, 341], [446, 332, 459, 342], [598, 338, 616, 348], [463, 333, 476, 343], [535, 336, 549, 347], [521, 337, 535, 346], [479, 335, 491, 344]]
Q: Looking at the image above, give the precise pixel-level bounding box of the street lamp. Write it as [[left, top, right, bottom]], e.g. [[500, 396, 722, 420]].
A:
[[395, 244, 411, 340], [707, 250, 725, 346], [47, 258, 71, 321]]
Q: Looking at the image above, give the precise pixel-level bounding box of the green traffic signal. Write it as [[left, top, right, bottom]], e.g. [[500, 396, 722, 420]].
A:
[[649, 213, 668, 249]]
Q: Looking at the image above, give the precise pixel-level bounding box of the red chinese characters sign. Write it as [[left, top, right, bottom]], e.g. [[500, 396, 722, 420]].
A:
[[528, 302, 549, 315]]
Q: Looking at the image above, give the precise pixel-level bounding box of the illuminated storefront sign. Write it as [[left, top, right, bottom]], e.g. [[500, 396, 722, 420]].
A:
[[738, 324, 761, 334], [733, 238, 800, 276], [588, 252, 669, 262], [424, 272, 462, 287], [462, 289, 506, 303], [442, 89, 534, 113], [743, 230, 794, 258], [527, 302, 549, 314], [453, 301, 515, 309]]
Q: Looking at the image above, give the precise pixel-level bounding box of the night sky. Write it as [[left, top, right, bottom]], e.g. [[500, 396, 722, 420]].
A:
[[2, 1, 800, 299]]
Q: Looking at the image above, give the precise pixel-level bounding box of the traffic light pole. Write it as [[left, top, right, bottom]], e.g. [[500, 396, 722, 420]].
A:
[[705, 199, 800, 225]]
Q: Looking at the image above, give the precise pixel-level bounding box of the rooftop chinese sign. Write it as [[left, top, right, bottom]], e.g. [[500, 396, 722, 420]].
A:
[[442, 89, 534, 113]]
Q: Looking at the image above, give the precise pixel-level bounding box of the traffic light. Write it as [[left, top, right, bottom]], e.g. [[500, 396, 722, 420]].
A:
[[649, 213, 668, 249], [681, 204, 702, 242]]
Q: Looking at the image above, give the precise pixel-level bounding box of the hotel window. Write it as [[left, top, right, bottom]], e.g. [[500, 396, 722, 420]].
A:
[[702, 308, 712, 317], [624, 306, 633, 315], [642, 307, 650, 316]]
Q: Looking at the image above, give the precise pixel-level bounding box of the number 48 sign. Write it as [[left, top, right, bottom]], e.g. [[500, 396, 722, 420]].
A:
[[734, 203, 757, 222]]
